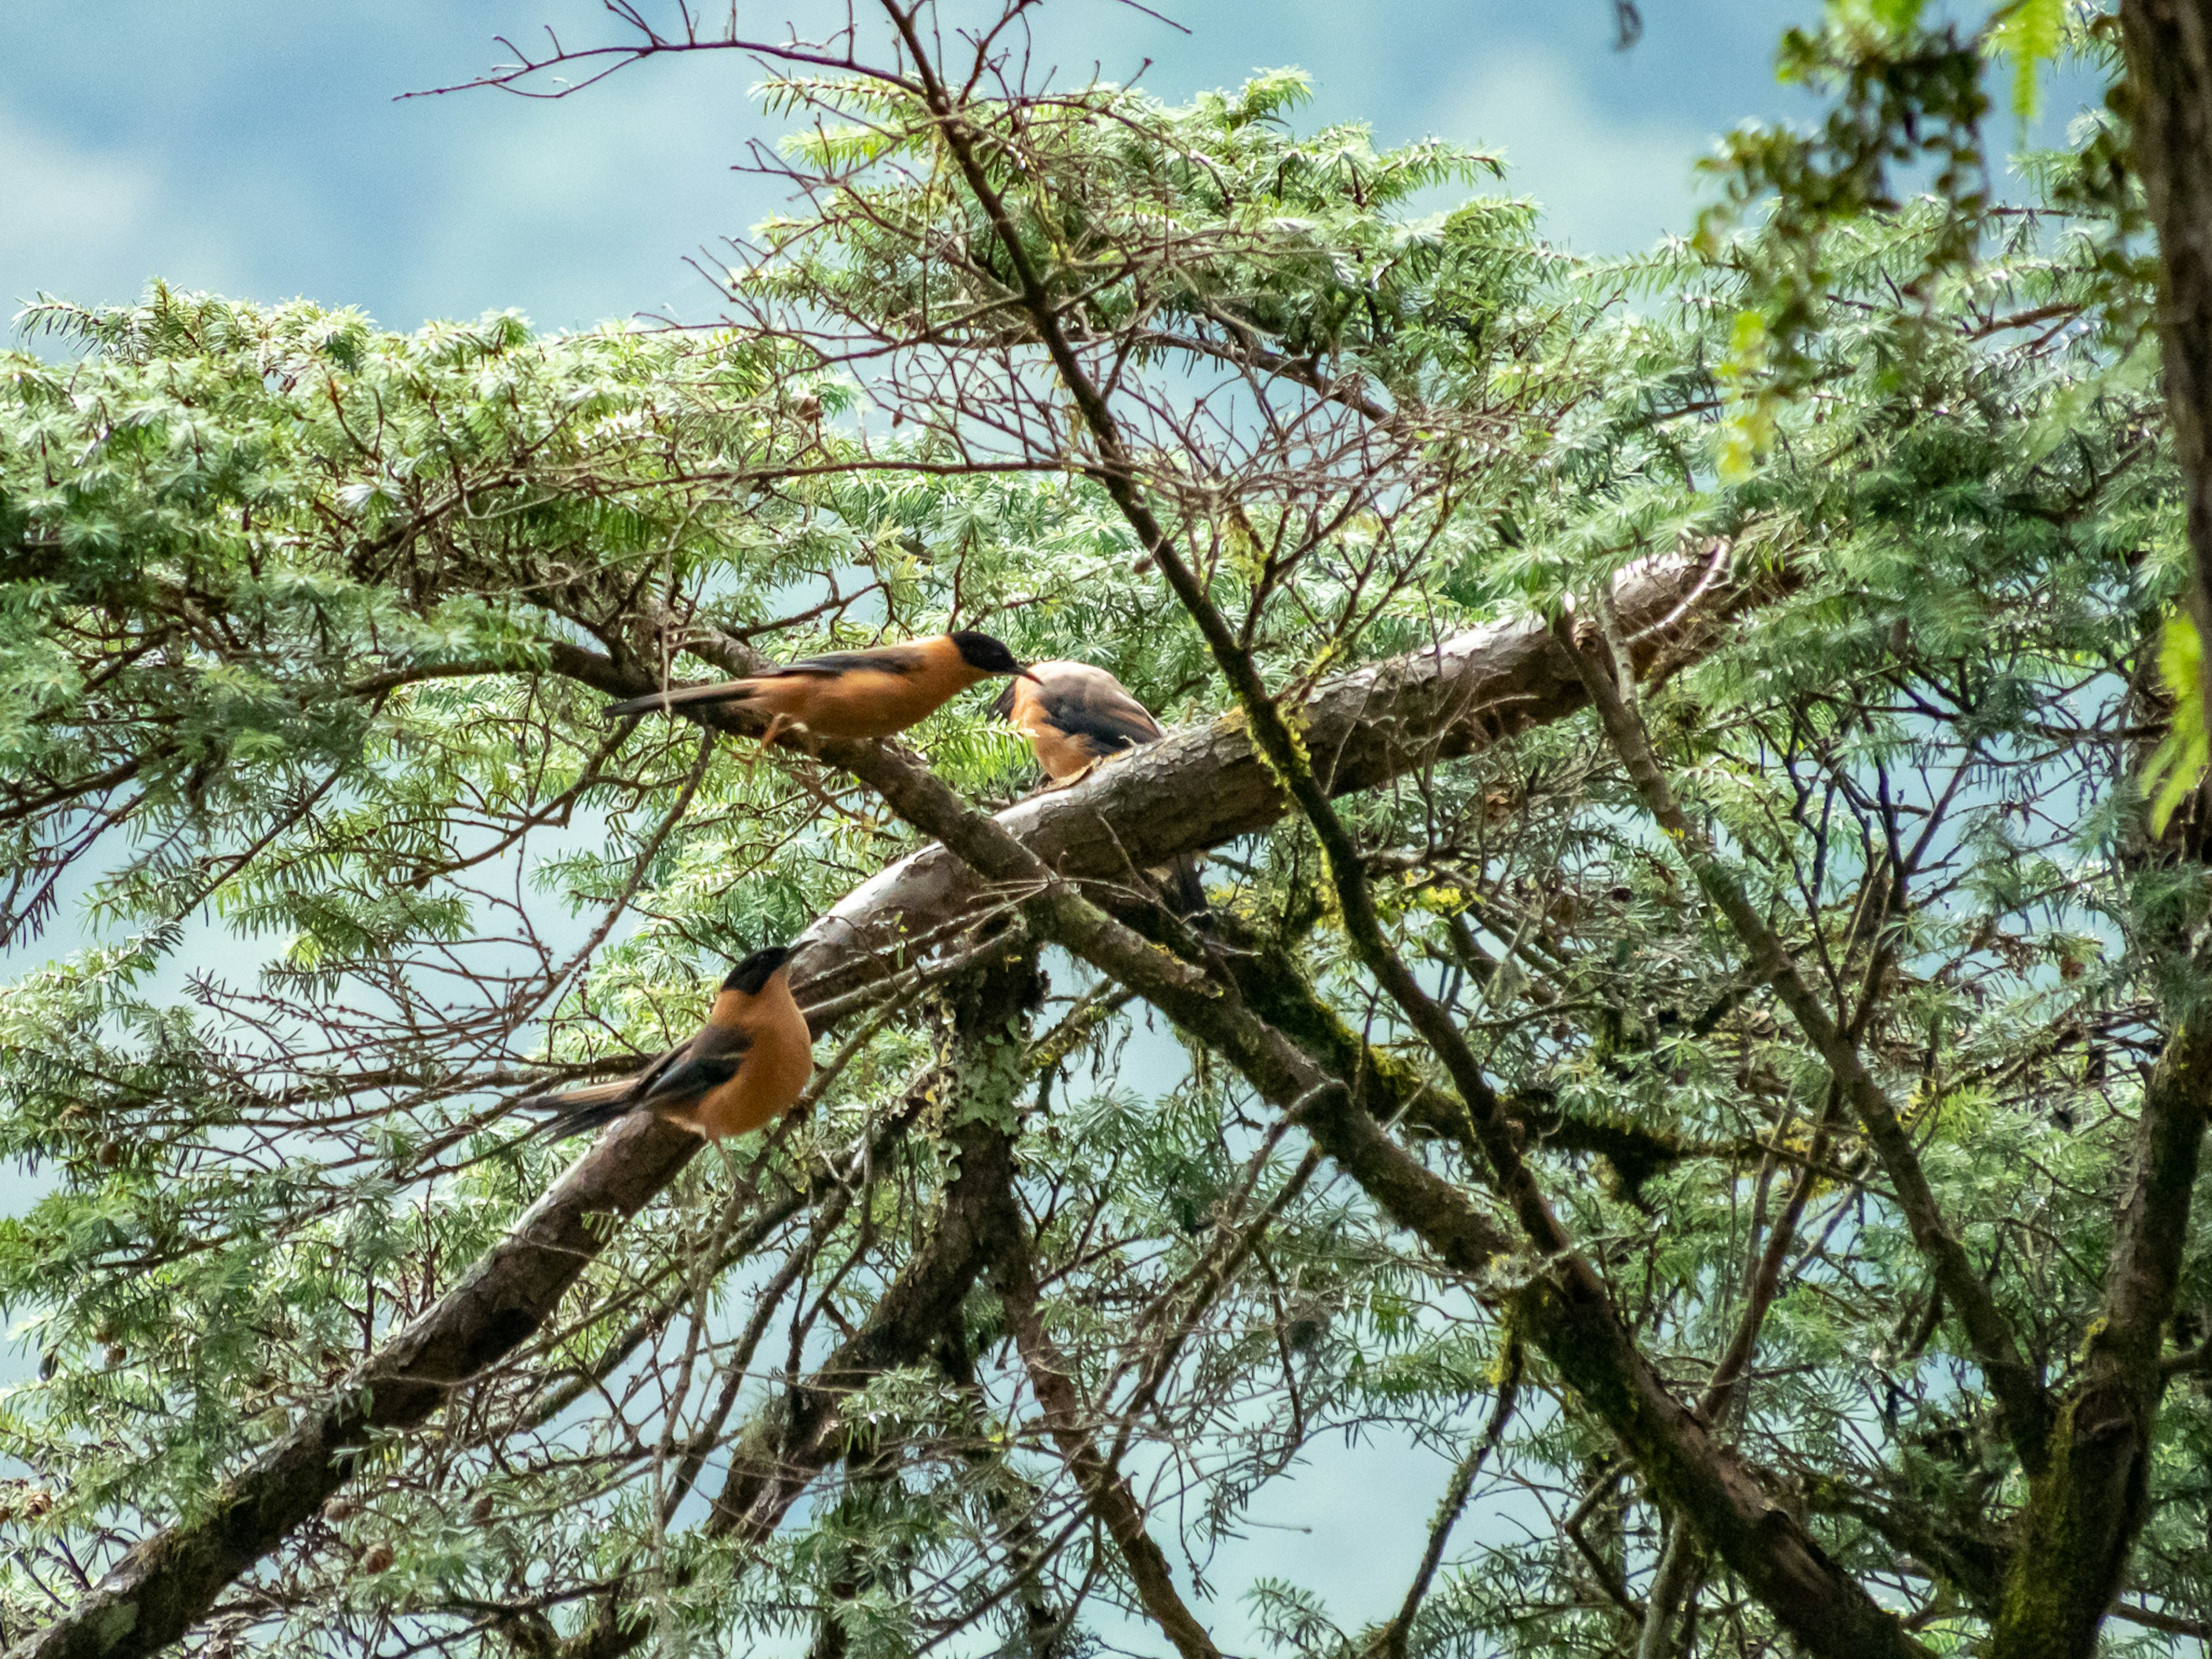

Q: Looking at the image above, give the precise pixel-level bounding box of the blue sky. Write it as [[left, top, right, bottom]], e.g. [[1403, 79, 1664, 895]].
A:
[[2, 0, 1831, 340]]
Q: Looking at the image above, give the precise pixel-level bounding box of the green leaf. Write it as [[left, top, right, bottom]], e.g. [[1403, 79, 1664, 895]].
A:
[[1989, 0, 2065, 121], [2145, 613, 2207, 835]]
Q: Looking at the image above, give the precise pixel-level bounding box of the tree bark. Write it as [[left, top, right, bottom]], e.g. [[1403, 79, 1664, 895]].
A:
[[1562, 550, 2212, 1656], [1988, 990, 2212, 1657], [2120, 0, 2212, 745], [703, 952, 1040, 1547], [884, 38, 1916, 1642]]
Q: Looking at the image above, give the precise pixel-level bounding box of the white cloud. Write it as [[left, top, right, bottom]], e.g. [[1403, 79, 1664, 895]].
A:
[[1428, 43, 1709, 253], [393, 66, 787, 334], [0, 103, 241, 323]]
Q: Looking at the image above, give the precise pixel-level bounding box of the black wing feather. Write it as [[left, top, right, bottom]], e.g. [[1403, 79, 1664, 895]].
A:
[[768, 645, 922, 679], [530, 1095, 647, 1143], [1039, 681, 1162, 755], [637, 1050, 743, 1110], [518, 1016, 752, 1143]]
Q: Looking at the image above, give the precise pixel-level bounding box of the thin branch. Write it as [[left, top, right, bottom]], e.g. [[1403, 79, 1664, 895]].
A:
[[1554, 608, 2050, 1472]]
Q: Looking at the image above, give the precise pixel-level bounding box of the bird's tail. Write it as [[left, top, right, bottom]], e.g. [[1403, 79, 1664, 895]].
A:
[[604, 680, 761, 722], [514, 1077, 642, 1142], [1161, 851, 1207, 918]]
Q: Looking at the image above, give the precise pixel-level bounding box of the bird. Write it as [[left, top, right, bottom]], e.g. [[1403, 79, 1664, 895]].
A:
[[517, 945, 814, 1143], [604, 631, 1040, 746], [991, 658, 1167, 783], [993, 658, 1205, 914]]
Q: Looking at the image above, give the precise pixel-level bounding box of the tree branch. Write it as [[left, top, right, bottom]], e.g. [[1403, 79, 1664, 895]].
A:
[[2119, 0, 2212, 749], [547, 1111, 1026, 1659], [0, 558, 1763, 1659], [1991, 980, 2212, 1657], [992, 1225, 1222, 1659], [882, 45, 1916, 1650], [1554, 611, 2051, 1470], [1369, 1338, 1522, 1659], [824, 739, 1927, 1659]]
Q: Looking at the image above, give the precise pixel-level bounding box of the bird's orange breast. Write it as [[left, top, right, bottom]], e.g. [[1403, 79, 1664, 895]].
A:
[[1013, 703, 1101, 781], [691, 986, 815, 1141]]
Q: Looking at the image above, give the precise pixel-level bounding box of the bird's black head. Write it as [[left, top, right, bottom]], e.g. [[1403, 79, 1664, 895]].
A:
[[722, 945, 793, 996], [950, 630, 1039, 680]]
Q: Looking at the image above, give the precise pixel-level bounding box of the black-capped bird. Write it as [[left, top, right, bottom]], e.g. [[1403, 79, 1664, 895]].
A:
[[518, 945, 814, 1143], [605, 631, 1039, 745], [993, 659, 1205, 914]]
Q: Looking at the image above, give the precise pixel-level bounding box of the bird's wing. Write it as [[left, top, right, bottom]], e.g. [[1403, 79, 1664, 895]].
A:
[[762, 644, 923, 679], [516, 1044, 685, 1141], [635, 1019, 754, 1111], [988, 680, 1021, 720], [516, 1046, 673, 1113], [1038, 674, 1164, 753]]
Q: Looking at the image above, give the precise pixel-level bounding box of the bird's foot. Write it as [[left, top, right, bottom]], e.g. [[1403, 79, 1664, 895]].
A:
[[1041, 759, 1104, 791]]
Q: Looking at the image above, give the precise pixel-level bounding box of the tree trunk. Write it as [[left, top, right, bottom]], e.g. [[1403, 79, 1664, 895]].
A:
[[2122, 0, 2212, 749], [1987, 994, 2212, 1657], [1978, 12, 2212, 1652]]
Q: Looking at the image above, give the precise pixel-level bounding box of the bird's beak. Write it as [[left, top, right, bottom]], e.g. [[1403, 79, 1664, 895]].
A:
[[1016, 665, 1043, 683]]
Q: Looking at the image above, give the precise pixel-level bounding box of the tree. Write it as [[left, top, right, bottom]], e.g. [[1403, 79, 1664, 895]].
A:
[[0, 5, 2205, 1658]]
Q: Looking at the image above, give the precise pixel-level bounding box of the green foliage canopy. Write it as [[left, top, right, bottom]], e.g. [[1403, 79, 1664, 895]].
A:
[[0, 29, 2205, 1659]]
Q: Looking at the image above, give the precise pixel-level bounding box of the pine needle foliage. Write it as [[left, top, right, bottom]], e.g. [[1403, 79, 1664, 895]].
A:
[[0, 10, 2205, 1659]]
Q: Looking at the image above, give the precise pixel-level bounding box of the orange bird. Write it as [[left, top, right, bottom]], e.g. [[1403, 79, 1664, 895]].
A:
[[993, 659, 1205, 913], [992, 658, 1169, 783], [605, 631, 1039, 745], [518, 946, 814, 1143]]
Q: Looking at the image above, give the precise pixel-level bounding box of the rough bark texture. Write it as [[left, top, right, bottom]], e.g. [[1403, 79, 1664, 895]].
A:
[[1990, 993, 2212, 1657], [2, 555, 1756, 1659], [2122, 0, 2212, 743]]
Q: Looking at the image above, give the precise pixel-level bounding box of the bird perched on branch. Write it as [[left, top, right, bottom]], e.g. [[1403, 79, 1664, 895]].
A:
[[605, 631, 1039, 745], [518, 945, 813, 1142], [993, 659, 1205, 914]]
